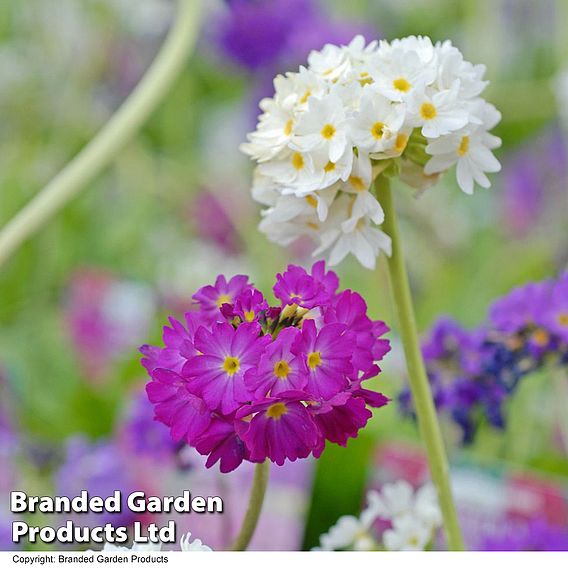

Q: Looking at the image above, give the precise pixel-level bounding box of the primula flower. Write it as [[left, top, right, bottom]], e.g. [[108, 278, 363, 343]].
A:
[[141, 262, 390, 472], [400, 273, 568, 444], [192, 274, 252, 322], [316, 481, 441, 551], [245, 327, 308, 397], [183, 322, 271, 415], [242, 35, 501, 268]]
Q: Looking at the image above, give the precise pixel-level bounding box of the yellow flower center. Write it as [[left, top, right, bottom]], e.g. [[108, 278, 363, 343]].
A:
[[291, 152, 304, 170], [273, 360, 291, 379], [371, 121, 385, 140], [408, 535, 420, 547], [558, 313, 568, 327], [305, 195, 318, 208], [244, 310, 255, 322], [349, 175, 366, 192], [321, 123, 336, 140], [307, 351, 322, 370], [216, 294, 232, 307], [306, 221, 318, 230], [266, 402, 288, 419], [395, 133, 409, 153], [420, 102, 437, 120], [284, 119, 293, 136], [300, 90, 311, 104], [393, 77, 411, 92], [324, 161, 336, 173], [532, 328, 549, 347], [457, 135, 470, 156], [222, 356, 240, 376]]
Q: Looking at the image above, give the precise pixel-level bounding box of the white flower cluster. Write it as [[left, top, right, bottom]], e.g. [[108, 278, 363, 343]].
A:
[[242, 35, 501, 269], [315, 480, 442, 551]]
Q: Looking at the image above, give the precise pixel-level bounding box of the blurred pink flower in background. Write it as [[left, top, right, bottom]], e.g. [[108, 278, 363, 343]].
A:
[[64, 269, 156, 382], [189, 189, 244, 256]]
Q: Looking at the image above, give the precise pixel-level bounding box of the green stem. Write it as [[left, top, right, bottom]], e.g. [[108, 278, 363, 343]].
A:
[[375, 176, 465, 551], [0, 0, 203, 270], [230, 461, 270, 551], [553, 368, 568, 455]]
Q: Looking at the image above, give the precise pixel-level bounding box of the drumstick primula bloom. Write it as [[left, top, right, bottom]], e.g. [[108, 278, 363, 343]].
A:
[[242, 35, 501, 268], [141, 262, 390, 472]]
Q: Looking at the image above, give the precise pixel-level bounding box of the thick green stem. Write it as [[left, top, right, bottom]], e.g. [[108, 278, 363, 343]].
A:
[[375, 176, 465, 551], [0, 0, 202, 270], [230, 461, 270, 551]]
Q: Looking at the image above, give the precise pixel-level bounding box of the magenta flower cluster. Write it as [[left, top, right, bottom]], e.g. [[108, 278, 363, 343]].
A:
[[141, 262, 390, 472]]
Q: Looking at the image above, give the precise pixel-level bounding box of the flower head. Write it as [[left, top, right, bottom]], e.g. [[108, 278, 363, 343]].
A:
[[243, 35, 501, 268], [316, 481, 441, 551], [142, 263, 390, 472], [400, 273, 568, 444]]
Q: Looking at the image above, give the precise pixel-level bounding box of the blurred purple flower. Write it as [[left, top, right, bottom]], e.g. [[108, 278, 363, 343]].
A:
[[55, 436, 139, 528], [502, 156, 543, 236], [480, 518, 568, 551], [118, 388, 180, 462], [216, 0, 376, 73], [501, 128, 568, 236], [0, 512, 18, 551], [489, 280, 553, 334], [401, 273, 568, 444]]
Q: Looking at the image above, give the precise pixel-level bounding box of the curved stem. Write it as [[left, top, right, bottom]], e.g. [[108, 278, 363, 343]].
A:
[[230, 461, 270, 551], [0, 0, 203, 270], [375, 176, 465, 551]]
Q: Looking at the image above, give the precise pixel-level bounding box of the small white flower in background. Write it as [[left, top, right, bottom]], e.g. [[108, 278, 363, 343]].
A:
[[382, 514, 433, 551], [93, 531, 212, 552], [367, 480, 442, 528], [242, 35, 501, 269], [318, 513, 377, 551], [369, 480, 442, 551], [316, 495, 380, 551], [180, 531, 213, 552], [366, 479, 415, 519], [315, 480, 442, 551]]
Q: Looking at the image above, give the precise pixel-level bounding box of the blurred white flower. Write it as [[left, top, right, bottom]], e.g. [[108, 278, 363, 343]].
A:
[[180, 532, 213, 552], [316, 496, 380, 551], [317, 515, 372, 551], [315, 481, 441, 551], [367, 480, 442, 528], [366, 480, 415, 519], [382, 514, 433, 551], [242, 34, 500, 268]]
